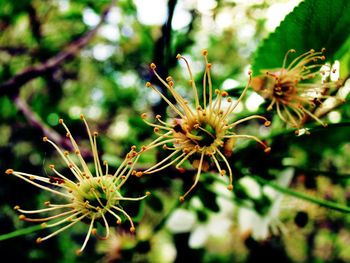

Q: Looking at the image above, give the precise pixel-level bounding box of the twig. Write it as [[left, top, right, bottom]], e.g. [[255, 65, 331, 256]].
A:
[[253, 175, 350, 213], [0, 2, 114, 98], [0, 225, 42, 242], [27, 4, 43, 44], [13, 96, 70, 147]]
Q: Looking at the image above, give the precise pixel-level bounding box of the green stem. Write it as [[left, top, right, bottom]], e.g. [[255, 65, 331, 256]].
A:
[[253, 176, 350, 213], [0, 225, 42, 241]]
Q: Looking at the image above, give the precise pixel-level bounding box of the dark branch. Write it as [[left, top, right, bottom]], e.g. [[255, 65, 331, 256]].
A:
[[0, 2, 113, 98], [27, 4, 43, 44], [13, 96, 66, 145]]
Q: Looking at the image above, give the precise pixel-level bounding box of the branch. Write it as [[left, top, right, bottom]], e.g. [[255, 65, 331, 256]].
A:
[[0, 2, 114, 98], [13, 96, 67, 146], [27, 4, 43, 44], [253, 175, 350, 213]]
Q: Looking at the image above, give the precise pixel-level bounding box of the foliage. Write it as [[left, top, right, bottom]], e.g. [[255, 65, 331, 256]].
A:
[[1, 0, 350, 262]]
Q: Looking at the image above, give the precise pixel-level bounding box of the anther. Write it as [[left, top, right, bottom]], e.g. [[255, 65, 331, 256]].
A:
[[321, 48, 326, 53], [64, 151, 69, 156], [264, 121, 271, 127], [93, 132, 98, 137], [146, 82, 152, 87], [130, 227, 136, 233], [5, 169, 13, 174], [166, 76, 172, 82], [177, 168, 185, 173], [36, 237, 42, 244], [176, 54, 181, 59], [41, 223, 47, 228], [19, 215, 26, 220], [202, 49, 208, 56], [80, 114, 85, 120], [66, 132, 71, 138], [136, 171, 143, 177], [117, 219, 122, 224], [221, 91, 228, 97], [141, 113, 147, 119], [49, 164, 55, 169], [227, 184, 233, 191], [150, 63, 156, 70], [14, 205, 20, 210], [59, 119, 64, 124], [179, 196, 185, 203], [75, 150, 80, 155], [42, 137, 48, 142], [44, 201, 50, 206], [264, 147, 271, 153], [146, 191, 151, 196]]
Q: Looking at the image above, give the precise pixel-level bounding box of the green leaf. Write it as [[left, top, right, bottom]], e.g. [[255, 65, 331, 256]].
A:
[[147, 193, 164, 212], [252, 0, 350, 74]]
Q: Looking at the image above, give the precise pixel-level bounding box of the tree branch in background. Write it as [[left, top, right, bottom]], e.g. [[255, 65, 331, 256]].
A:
[[27, 3, 43, 44], [2, 1, 115, 154], [150, 0, 177, 118], [13, 96, 65, 145], [0, 2, 114, 98]]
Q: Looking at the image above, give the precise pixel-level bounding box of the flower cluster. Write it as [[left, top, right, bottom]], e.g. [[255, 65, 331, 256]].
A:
[[251, 48, 341, 131], [6, 115, 150, 254], [140, 50, 271, 202], [5, 47, 344, 253]]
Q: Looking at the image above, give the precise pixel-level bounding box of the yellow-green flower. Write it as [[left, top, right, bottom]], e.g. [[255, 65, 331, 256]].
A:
[[140, 50, 271, 202], [252, 48, 341, 131], [6, 115, 150, 254]]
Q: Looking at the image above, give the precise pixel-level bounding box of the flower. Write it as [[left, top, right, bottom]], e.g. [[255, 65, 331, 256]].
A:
[[237, 168, 294, 240], [5, 115, 150, 254], [140, 50, 271, 202], [251, 48, 341, 131]]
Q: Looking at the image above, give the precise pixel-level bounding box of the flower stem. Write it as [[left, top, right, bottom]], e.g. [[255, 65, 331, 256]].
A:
[[253, 175, 350, 213], [0, 225, 42, 241]]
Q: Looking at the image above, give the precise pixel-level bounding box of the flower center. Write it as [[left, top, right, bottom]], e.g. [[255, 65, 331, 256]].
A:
[[71, 176, 120, 218], [188, 122, 216, 147], [274, 80, 297, 101]]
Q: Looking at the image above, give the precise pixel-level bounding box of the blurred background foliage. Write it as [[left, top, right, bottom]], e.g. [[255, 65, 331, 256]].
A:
[[1, 0, 350, 262]]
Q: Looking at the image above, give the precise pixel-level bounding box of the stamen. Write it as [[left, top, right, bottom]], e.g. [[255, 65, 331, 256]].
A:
[[179, 151, 205, 202]]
